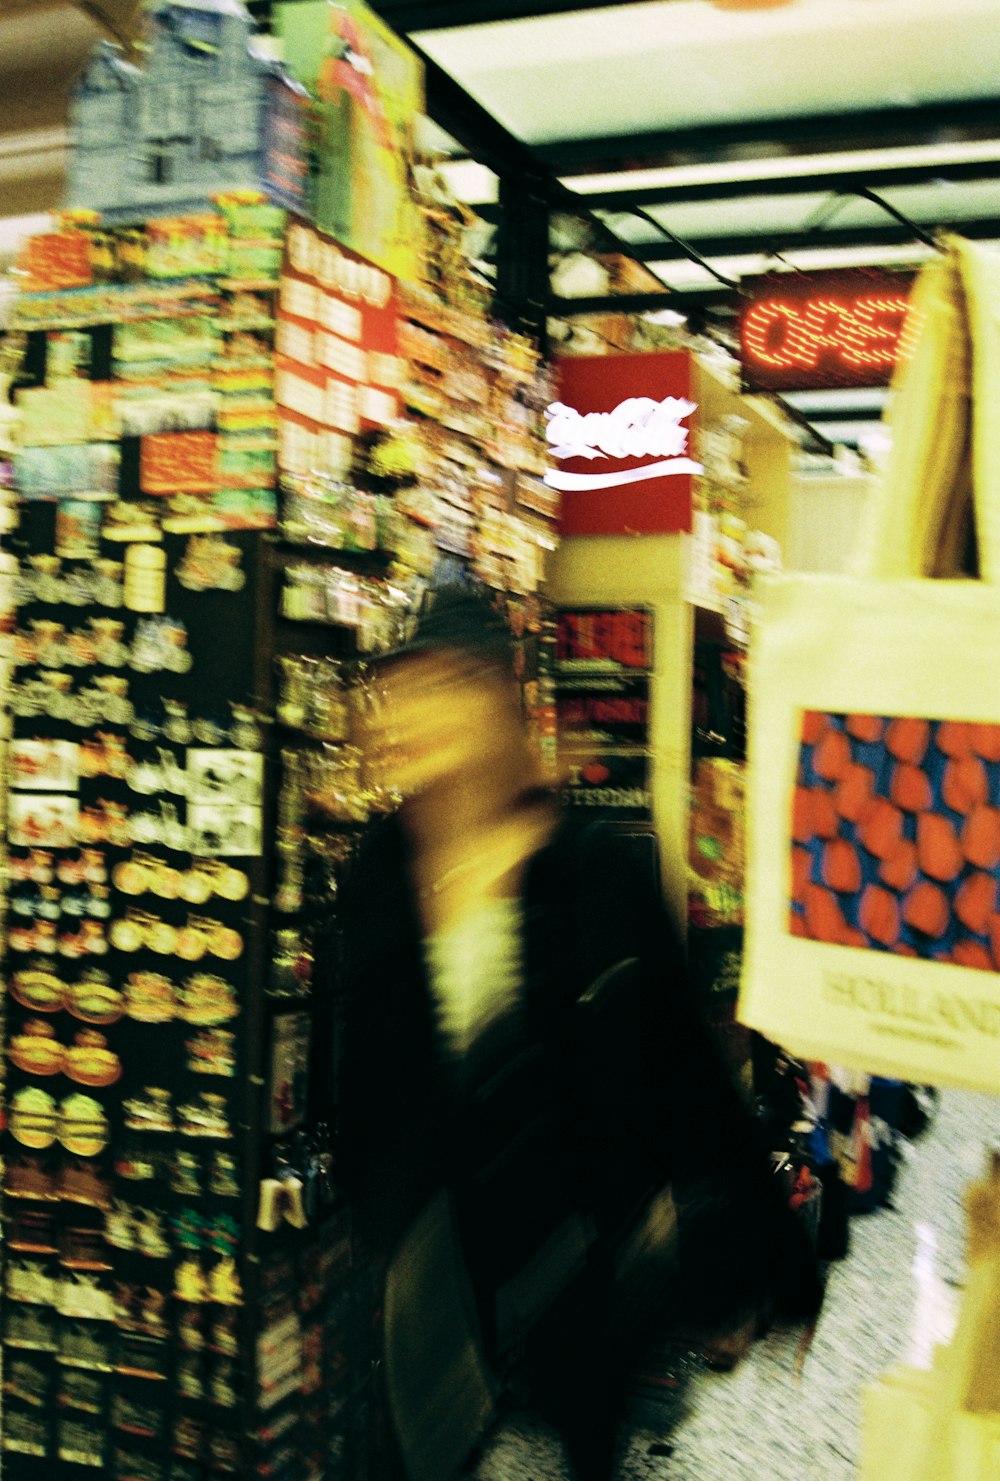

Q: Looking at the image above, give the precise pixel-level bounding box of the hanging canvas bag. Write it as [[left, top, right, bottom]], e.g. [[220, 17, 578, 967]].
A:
[[739, 236, 1000, 1092]]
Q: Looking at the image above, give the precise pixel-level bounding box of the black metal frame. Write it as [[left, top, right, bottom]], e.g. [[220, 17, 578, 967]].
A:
[[370, 0, 649, 30], [413, 43, 671, 342], [575, 158, 1000, 212], [535, 98, 1000, 175], [623, 216, 1000, 264]]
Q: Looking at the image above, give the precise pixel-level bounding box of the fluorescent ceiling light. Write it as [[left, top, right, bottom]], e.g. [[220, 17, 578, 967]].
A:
[[643, 239, 963, 288], [813, 419, 887, 443], [785, 388, 889, 414], [564, 139, 1000, 197]]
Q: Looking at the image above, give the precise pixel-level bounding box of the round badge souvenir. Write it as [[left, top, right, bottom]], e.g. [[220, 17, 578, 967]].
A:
[[175, 925, 209, 963], [150, 862, 181, 901], [178, 868, 213, 907], [85, 887, 112, 921], [58, 1094, 109, 1157], [113, 859, 148, 896], [79, 850, 108, 886], [125, 972, 176, 1024], [9, 922, 37, 954], [10, 967, 64, 1014], [109, 916, 144, 953], [38, 888, 62, 922], [215, 867, 249, 903], [210, 926, 243, 962], [178, 975, 238, 1027], [146, 919, 178, 956], [64, 1030, 122, 1089], [34, 920, 59, 955], [67, 971, 124, 1026], [10, 1088, 59, 1149], [30, 852, 55, 886], [56, 852, 86, 885], [9, 1019, 65, 1076]]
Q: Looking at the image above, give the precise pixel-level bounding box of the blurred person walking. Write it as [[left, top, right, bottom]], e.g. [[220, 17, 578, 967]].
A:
[[338, 583, 823, 1481]]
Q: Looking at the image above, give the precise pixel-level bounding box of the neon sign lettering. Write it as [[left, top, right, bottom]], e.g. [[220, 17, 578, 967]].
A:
[[739, 269, 921, 391], [544, 395, 703, 492], [743, 294, 914, 372]]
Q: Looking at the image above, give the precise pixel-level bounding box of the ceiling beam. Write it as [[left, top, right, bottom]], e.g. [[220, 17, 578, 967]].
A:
[[415, 41, 666, 284], [573, 158, 1000, 212], [802, 404, 885, 423], [369, 0, 652, 32], [549, 287, 735, 318], [624, 216, 1000, 263], [535, 98, 1000, 175]]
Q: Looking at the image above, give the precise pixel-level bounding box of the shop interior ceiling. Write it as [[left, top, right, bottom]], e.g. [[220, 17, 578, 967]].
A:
[[1, 0, 999, 446]]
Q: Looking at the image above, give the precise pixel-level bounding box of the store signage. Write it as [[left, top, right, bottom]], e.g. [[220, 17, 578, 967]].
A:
[[275, 218, 403, 475], [556, 608, 653, 817], [556, 608, 652, 673], [561, 750, 652, 815], [740, 269, 917, 392], [547, 352, 700, 536]]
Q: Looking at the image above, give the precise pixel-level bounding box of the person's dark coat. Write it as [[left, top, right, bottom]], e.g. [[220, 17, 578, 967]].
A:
[[337, 808, 824, 1343]]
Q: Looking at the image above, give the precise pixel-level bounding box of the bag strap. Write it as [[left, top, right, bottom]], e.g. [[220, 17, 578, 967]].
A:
[[858, 238, 974, 581], [860, 234, 1000, 584], [914, 1153, 1000, 1481], [959, 240, 1000, 585]]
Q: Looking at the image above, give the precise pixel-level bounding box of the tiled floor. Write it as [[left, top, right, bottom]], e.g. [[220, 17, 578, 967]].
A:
[[468, 1090, 997, 1480]]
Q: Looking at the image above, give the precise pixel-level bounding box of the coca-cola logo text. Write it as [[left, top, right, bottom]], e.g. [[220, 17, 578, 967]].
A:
[[544, 395, 702, 492]]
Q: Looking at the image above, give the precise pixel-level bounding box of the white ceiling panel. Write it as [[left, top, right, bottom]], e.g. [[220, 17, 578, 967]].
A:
[[415, 0, 1000, 144]]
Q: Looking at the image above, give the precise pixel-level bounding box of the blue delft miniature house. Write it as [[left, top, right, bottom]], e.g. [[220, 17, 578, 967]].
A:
[[67, 0, 306, 219]]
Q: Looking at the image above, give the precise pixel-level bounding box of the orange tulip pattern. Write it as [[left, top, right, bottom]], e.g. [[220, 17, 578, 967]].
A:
[[789, 711, 1000, 971]]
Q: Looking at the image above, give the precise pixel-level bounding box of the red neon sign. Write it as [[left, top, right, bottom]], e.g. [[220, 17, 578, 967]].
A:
[[740, 270, 917, 392]]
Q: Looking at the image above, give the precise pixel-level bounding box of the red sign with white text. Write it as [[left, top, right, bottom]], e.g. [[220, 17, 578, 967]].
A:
[[740, 268, 916, 392], [546, 352, 699, 537]]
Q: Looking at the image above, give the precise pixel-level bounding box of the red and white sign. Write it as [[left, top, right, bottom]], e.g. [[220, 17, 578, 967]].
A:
[[275, 218, 403, 475], [546, 352, 700, 537]]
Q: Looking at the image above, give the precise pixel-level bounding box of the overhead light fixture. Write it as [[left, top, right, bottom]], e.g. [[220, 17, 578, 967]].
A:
[[565, 139, 1000, 198], [641, 238, 981, 290]]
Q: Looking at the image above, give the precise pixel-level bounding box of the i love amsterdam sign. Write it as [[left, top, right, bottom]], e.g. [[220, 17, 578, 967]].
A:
[[545, 351, 701, 536]]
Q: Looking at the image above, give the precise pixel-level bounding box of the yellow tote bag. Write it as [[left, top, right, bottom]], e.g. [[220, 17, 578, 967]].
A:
[[862, 1156, 1000, 1481], [739, 238, 1000, 1092], [862, 1368, 1000, 1481]]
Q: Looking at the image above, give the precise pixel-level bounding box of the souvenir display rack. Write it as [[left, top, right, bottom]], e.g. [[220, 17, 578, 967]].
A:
[[0, 173, 559, 1477]]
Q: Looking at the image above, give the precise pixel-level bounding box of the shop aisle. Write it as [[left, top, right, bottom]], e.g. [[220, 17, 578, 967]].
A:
[[468, 1090, 997, 1480]]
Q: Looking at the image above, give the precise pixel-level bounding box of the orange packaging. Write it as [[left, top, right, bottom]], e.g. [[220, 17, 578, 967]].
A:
[[19, 231, 94, 292], [140, 432, 218, 496]]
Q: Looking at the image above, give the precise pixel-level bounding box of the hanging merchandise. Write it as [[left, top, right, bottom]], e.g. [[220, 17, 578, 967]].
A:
[[275, 216, 403, 480], [741, 236, 1000, 1093], [66, 4, 304, 222], [2, 508, 268, 1475], [274, 0, 426, 284]]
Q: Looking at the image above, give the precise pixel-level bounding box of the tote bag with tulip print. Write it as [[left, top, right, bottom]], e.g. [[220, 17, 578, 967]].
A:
[[740, 238, 1000, 1092]]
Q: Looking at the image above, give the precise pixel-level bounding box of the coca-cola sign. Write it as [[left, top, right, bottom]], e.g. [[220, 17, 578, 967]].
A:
[[546, 352, 700, 535]]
